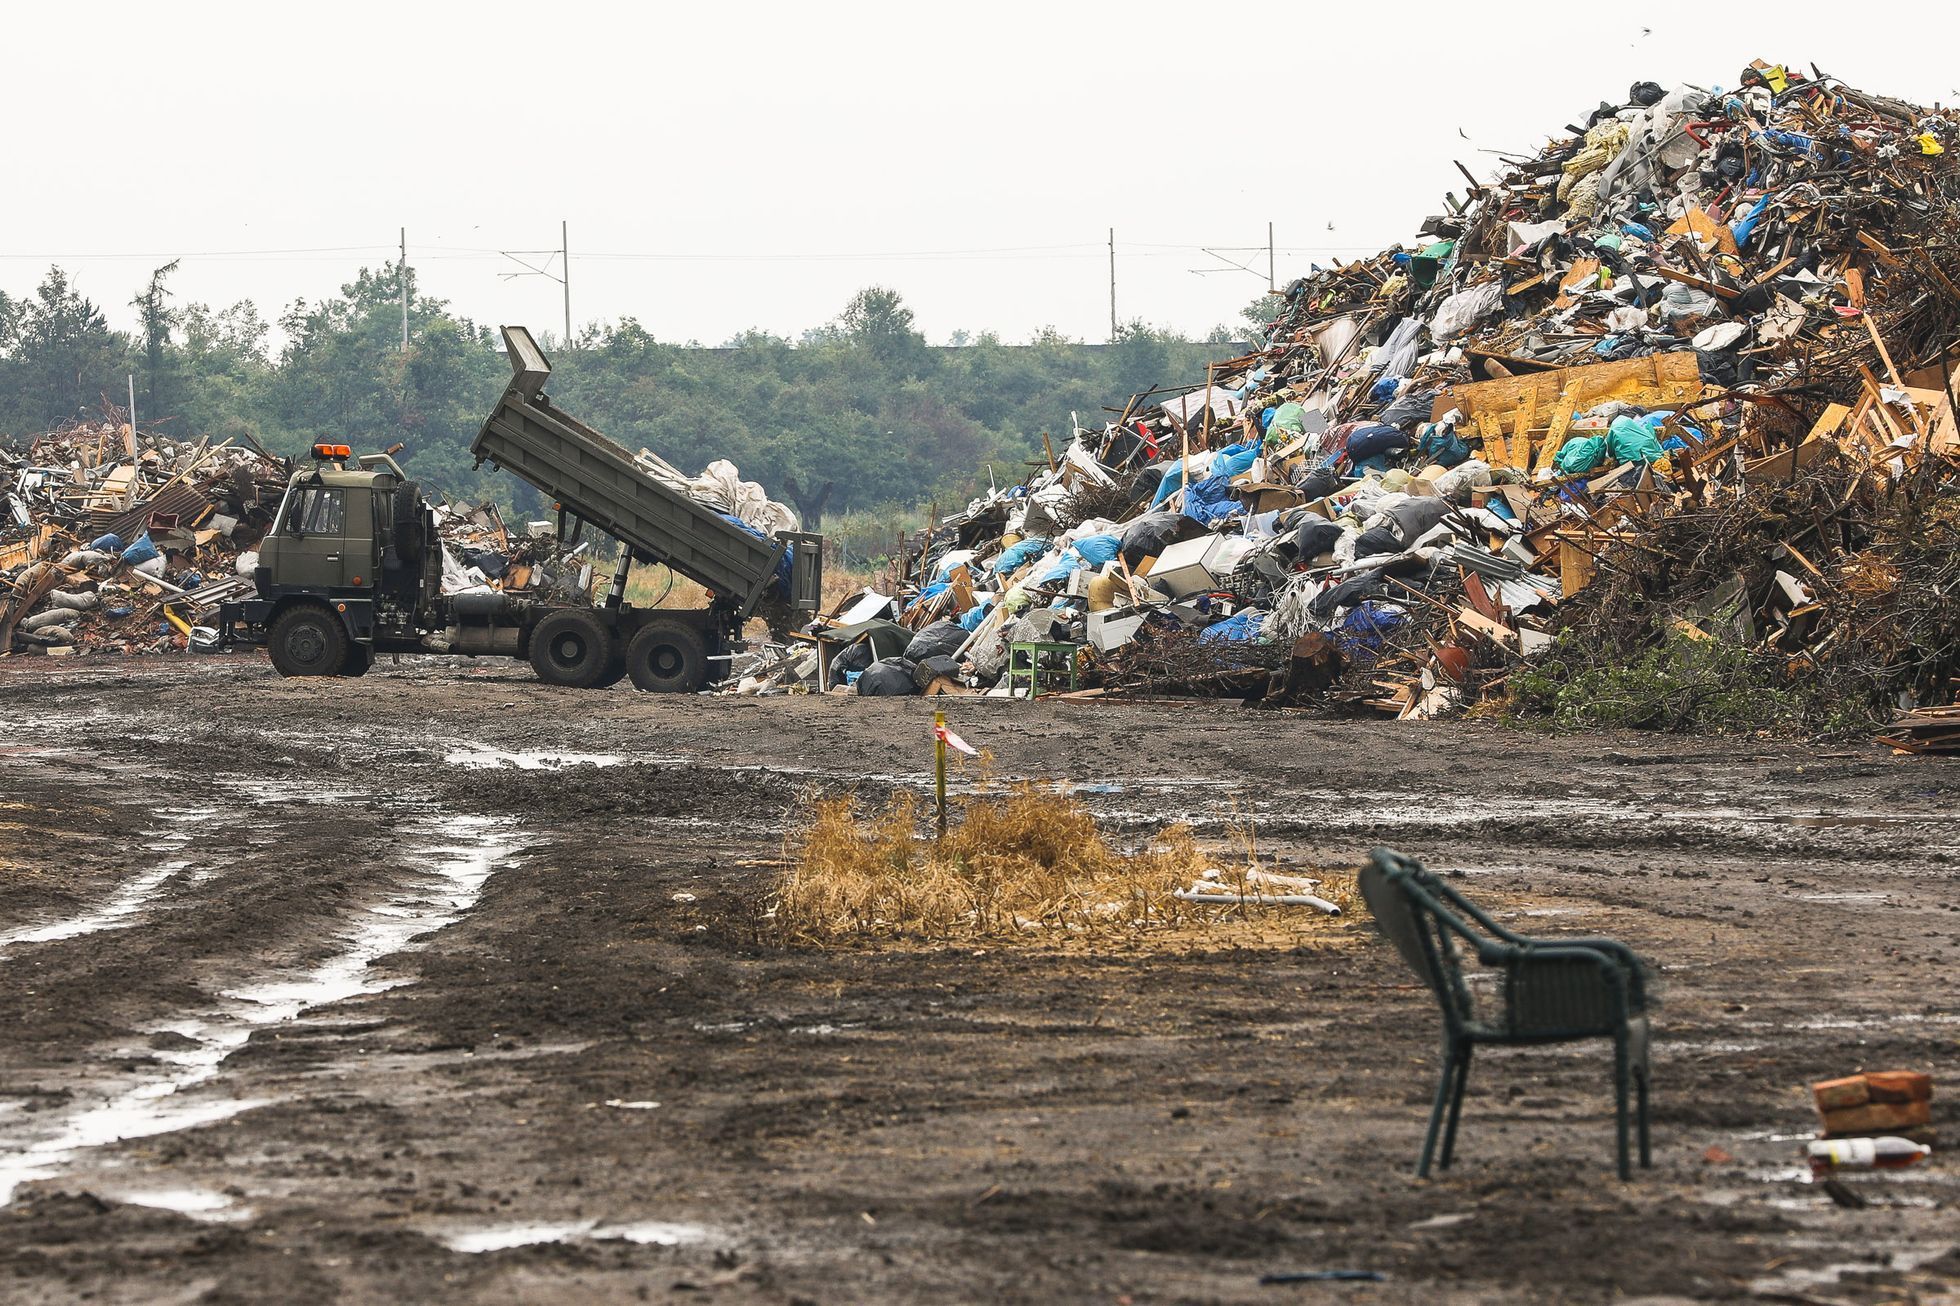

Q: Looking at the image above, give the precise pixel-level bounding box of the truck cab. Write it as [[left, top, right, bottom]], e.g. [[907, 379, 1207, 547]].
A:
[[262, 456, 379, 593], [227, 443, 440, 678]]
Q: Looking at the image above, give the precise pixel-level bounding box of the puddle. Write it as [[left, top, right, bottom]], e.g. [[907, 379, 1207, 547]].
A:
[[445, 745, 623, 770], [105, 1187, 252, 1221], [0, 805, 221, 951], [0, 814, 517, 1204], [438, 1219, 711, 1253], [1752, 813, 1960, 828], [0, 860, 189, 949], [218, 777, 374, 807], [1749, 1245, 1952, 1295]]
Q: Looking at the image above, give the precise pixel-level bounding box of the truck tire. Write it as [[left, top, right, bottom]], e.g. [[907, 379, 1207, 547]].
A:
[[268, 604, 349, 677], [592, 648, 628, 689], [529, 608, 617, 688], [340, 645, 374, 677], [625, 618, 709, 693]]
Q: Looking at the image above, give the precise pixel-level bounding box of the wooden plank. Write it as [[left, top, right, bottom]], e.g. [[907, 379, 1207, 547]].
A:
[[1665, 206, 1738, 256], [1646, 264, 1742, 300], [1854, 230, 1903, 266], [1553, 257, 1600, 309]]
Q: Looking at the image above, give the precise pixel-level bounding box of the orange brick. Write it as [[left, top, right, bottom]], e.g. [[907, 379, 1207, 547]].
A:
[[1812, 1075, 1871, 1112], [1866, 1071, 1933, 1104], [1822, 1099, 1932, 1136]]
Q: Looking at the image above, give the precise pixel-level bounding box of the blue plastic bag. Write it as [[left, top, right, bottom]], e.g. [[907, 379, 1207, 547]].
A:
[[991, 537, 1051, 577], [119, 532, 160, 566], [717, 513, 791, 594], [1198, 610, 1265, 643]]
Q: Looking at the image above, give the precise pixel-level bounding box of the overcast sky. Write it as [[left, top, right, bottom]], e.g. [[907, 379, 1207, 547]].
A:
[[8, 1, 1952, 348]]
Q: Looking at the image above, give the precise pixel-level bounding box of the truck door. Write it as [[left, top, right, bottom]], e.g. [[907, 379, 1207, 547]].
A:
[[274, 484, 353, 590]]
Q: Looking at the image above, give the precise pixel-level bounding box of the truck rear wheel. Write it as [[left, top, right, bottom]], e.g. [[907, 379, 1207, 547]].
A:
[[529, 609, 618, 688], [592, 648, 628, 689], [626, 619, 709, 693], [268, 605, 349, 677]]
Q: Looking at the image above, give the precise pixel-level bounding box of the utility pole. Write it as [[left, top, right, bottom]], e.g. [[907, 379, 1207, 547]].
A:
[[125, 375, 139, 508], [1108, 227, 1117, 342], [498, 226, 572, 346], [1268, 221, 1276, 294], [400, 227, 409, 350]]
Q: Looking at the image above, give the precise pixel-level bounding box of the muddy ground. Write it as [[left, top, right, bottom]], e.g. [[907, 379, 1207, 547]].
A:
[[0, 654, 1955, 1305]]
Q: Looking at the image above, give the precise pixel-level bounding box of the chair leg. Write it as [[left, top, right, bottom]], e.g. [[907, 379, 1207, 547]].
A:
[[1417, 1042, 1459, 1179], [1440, 1045, 1472, 1169], [1636, 1059, 1652, 1170], [1613, 1036, 1631, 1181]]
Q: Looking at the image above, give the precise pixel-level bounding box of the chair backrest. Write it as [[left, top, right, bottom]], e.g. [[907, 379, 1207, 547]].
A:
[[1364, 848, 1647, 1040], [1359, 849, 1477, 1029]]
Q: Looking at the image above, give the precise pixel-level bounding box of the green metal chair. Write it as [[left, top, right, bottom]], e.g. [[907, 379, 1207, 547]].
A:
[[1358, 848, 1653, 1180], [1006, 641, 1081, 698]]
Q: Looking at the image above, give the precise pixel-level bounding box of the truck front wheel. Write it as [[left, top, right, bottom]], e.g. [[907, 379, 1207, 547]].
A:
[[625, 619, 708, 693], [268, 605, 349, 677], [529, 609, 618, 688]]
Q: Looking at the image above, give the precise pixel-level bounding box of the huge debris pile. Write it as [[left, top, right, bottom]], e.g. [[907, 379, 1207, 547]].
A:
[[1, 416, 596, 658], [1, 418, 285, 657], [796, 60, 1960, 728]]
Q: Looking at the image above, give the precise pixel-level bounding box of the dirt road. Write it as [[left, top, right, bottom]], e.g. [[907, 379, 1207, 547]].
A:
[[1, 655, 1955, 1304]]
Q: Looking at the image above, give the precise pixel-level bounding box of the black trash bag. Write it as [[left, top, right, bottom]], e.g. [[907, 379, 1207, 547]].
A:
[[1353, 526, 1404, 558], [1291, 519, 1346, 563], [829, 639, 877, 683], [1128, 464, 1166, 503], [462, 548, 509, 579], [903, 618, 967, 663], [1378, 386, 1440, 431], [1628, 80, 1665, 107], [1309, 572, 1382, 619], [856, 658, 920, 696], [912, 654, 962, 690], [1294, 466, 1345, 500], [1120, 510, 1201, 568]]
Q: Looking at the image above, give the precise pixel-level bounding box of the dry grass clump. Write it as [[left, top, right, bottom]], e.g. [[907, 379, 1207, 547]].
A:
[[770, 784, 1354, 948]]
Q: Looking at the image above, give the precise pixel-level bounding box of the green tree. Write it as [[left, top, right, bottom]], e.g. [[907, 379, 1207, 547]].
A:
[[0, 267, 131, 435], [132, 260, 181, 419]]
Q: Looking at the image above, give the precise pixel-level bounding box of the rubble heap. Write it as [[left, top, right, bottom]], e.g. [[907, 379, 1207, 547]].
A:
[[2, 415, 596, 658], [793, 60, 1960, 731]]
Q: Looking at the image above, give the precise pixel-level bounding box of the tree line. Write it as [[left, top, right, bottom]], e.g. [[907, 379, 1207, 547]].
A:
[[0, 263, 1246, 524]]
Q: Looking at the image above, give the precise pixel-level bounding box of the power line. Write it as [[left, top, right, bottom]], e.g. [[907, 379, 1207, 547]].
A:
[[0, 239, 1386, 266]]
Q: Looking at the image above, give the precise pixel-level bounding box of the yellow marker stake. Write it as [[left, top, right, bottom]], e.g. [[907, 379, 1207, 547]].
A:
[[933, 709, 948, 837]]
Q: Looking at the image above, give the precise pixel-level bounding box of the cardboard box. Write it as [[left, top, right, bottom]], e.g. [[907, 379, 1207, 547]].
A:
[[1233, 481, 1308, 514]]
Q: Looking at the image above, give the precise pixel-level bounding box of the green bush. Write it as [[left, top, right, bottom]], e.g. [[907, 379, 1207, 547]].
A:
[[1511, 631, 1875, 735]]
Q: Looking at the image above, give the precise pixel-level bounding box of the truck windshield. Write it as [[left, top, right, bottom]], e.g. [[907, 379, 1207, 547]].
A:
[[286, 487, 346, 536]]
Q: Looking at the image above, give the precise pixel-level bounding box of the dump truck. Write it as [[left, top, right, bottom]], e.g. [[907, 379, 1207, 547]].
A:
[[217, 326, 823, 690]]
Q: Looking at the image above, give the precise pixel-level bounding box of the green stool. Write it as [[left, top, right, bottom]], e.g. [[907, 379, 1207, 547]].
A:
[[1007, 641, 1081, 698]]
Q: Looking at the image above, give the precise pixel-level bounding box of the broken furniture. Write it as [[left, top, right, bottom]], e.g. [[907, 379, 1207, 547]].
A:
[[1006, 641, 1081, 699], [1360, 849, 1653, 1179]]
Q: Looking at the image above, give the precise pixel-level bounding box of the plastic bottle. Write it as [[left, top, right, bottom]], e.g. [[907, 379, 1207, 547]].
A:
[[1806, 1137, 1931, 1172]]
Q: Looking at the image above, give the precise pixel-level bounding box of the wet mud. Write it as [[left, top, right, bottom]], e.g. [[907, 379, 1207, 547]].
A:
[[0, 655, 1955, 1303]]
